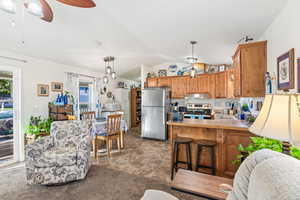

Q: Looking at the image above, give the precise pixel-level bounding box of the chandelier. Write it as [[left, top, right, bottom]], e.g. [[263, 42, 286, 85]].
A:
[[103, 56, 117, 85]]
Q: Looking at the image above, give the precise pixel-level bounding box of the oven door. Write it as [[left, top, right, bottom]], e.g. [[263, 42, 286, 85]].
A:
[[184, 114, 194, 119]]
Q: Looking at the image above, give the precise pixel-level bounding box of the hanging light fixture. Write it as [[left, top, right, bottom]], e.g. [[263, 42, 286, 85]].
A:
[[186, 41, 198, 78], [105, 56, 113, 75], [111, 57, 117, 80], [0, 0, 16, 14], [103, 75, 109, 85]]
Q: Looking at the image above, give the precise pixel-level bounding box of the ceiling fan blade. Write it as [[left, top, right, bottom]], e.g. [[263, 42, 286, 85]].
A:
[[40, 0, 53, 22], [24, 0, 53, 23], [55, 0, 96, 8]]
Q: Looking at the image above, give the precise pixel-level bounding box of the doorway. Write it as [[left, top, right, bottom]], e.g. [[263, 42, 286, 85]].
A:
[[0, 66, 21, 166]]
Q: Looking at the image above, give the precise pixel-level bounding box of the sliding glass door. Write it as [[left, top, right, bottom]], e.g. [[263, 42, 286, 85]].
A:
[[0, 66, 21, 166]]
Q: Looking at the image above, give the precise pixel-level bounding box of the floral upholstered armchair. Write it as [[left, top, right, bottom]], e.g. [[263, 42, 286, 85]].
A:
[[25, 120, 92, 185]]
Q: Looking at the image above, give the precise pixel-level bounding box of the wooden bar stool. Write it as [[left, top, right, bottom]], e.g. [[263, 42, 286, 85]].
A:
[[171, 137, 192, 180], [195, 140, 217, 175]]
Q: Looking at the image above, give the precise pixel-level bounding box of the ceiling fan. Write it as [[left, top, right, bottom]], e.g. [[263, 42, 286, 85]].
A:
[[0, 0, 96, 23]]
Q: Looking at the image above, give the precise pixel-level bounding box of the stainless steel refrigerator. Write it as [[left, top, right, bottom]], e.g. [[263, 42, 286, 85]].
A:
[[141, 87, 170, 140]]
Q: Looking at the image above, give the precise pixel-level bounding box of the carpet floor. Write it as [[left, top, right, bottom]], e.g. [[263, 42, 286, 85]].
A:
[[0, 128, 206, 200], [0, 165, 205, 200]]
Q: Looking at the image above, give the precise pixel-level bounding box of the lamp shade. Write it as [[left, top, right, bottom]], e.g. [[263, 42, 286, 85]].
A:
[[249, 94, 300, 147]]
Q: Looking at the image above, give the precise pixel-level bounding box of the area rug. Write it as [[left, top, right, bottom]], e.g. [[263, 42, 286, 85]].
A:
[[0, 165, 206, 200]]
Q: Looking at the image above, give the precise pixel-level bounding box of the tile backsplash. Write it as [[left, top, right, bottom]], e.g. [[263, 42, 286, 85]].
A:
[[171, 97, 264, 113]]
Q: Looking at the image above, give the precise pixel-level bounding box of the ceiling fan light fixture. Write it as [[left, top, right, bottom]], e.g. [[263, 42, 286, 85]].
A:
[[25, 0, 44, 18], [0, 0, 16, 14]]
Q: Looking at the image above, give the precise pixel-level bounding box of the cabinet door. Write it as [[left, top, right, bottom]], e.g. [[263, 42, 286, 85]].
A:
[[221, 130, 254, 178], [227, 69, 235, 98], [215, 72, 227, 98], [208, 74, 216, 98], [171, 77, 188, 98], [197, 75, 209, 93], [233, 51, 242, 97], [147, 78, 158, 88], [241, 45, 266, 97], [187, 77, 199, 94], [157, 77, 172, 88]]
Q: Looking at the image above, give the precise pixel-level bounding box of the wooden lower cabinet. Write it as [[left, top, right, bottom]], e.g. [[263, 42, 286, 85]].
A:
[[219, 130, 254, 177], [169, 125, 254, 178], [49, 104, 73, 121]]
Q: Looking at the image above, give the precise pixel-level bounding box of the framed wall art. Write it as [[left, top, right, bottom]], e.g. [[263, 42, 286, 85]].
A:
[[37, 84, 49, 97], [51, 82, 63, 92], [277, 48, 294, 90]]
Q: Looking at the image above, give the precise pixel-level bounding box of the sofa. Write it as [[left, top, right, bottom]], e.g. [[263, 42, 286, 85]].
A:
[[227, 149, 300, 200], [25, 120, 92, 185], [142, 149, 300, 200]]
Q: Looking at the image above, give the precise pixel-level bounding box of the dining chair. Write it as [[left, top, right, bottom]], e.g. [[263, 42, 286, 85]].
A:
[[95, 114, 122, 157], [81, 111, 96, 120]]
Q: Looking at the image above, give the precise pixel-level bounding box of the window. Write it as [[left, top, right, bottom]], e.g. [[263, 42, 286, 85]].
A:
[[79, 82, 92, 113]]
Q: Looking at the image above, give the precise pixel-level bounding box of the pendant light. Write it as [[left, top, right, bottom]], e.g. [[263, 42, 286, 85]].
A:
[[111, 57, 117, 80], [187, 41, 198, 78], [103, 58, 109, 85], [103, 75, 109, 85], [105, 64, 112, 75], [105, 56, 114, 75]]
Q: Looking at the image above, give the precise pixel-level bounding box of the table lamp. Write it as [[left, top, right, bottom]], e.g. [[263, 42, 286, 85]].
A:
[[249, 94, 300, 154]]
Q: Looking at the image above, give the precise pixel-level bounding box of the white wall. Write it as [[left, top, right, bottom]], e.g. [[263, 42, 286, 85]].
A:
[[259, 0, 300, 93], [0, 50, 104, 161], [141, 64, 152, 89]]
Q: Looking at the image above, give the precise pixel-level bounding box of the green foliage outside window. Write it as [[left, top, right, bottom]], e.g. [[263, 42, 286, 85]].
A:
[[0, 79, 11, 96]]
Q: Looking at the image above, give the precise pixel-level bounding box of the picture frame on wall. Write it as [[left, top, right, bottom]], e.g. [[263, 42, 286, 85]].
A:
[[37, 84, 49, 96], [51, 82, 63, 92], [277, 48, 294, 90]]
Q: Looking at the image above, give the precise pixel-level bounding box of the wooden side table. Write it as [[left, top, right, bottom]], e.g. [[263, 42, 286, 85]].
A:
[[171, 169, 233, 200]]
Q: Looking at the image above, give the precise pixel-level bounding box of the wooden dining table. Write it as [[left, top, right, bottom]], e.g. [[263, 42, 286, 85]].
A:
[[91, 119, 128, 157]]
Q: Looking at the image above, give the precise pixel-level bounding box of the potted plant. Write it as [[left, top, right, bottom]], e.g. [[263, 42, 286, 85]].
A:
[[233, 137, 283, 165], [25, 116, 53, 144], [234, 137, 300, 165]]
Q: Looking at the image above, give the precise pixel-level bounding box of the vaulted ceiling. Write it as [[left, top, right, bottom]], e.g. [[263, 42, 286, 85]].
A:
[[0, 0, 287, 79]]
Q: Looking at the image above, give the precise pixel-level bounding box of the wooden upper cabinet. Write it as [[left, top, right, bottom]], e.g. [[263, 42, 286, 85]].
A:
[[157, 77, 172, 88], [233, 41, 267, 97], [227, 68, 235, 98], [186, 74, 210, 94], [147, 78, 158, 88], [215, 72, 227, 98], [187, 77, 199, 94], [197, 75, 209, 93], [208, 74, 216, 98], [172, 77, 188, 99], [233, 50, 241, 97]]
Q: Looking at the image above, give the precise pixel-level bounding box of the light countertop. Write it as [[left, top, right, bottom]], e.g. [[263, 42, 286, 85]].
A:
[[167, 119, 250, 131]]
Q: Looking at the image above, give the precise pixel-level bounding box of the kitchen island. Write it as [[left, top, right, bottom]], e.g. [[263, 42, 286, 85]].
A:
[[167, 119, 254, 178]]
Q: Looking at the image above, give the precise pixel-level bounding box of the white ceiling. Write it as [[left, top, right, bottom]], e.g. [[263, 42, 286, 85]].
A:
[[0, 0, 287, 79]]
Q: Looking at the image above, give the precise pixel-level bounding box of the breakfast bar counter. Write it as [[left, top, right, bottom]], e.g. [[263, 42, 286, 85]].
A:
[[167, 119, 254, 178], [167, 119, 249, 131]]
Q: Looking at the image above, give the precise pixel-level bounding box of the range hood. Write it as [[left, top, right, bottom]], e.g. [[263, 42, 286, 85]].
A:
[[185, 93, 210, 99]]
